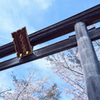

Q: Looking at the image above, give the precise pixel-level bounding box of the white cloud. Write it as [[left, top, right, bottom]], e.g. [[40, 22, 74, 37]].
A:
[[0, 0, 55, 44], [0, 68, 14, 88], [17, 0, 30, 7], [33, 58, 51, 69], [35, 0, 55, 9]]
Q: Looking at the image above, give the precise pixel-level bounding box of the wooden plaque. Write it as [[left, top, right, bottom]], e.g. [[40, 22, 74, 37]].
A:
[[12, 27, 33, 58]]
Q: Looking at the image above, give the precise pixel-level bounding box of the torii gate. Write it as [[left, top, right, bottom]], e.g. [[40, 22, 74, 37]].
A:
[[0, 4, 100, 100]]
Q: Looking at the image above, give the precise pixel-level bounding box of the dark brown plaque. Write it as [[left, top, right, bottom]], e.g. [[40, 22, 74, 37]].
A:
[[12, 27, 33, 58]]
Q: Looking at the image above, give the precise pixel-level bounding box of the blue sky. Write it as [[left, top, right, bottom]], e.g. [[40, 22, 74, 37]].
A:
[[0, 0, 100, 100]]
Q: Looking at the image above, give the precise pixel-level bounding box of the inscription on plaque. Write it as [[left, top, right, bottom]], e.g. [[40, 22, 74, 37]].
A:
[[12, 27, 33, 58]]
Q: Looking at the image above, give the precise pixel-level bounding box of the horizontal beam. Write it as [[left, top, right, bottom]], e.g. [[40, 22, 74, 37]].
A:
[[0, 27, 100, 71], [0, 4, 100, 58]]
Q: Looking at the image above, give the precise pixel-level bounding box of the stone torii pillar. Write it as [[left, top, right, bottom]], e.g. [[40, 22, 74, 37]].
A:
[[74, 22, 100, 100]]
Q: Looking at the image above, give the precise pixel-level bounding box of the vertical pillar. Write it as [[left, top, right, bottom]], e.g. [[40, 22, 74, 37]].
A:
[[74, 22, 100, 100]]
